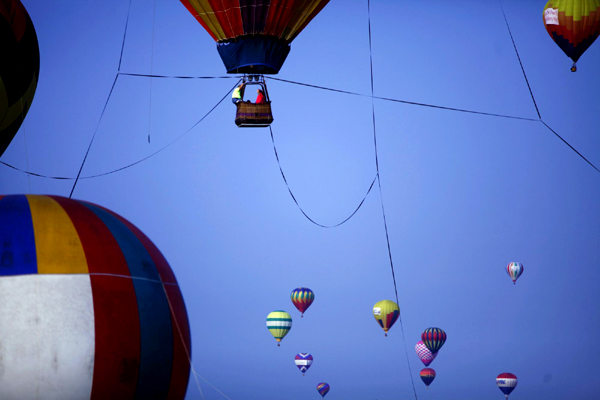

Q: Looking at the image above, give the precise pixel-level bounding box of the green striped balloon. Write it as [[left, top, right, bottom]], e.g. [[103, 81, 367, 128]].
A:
[[266, 310, 292, 346]]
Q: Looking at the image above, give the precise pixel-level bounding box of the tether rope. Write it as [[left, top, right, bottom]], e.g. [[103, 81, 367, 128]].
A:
[[367, 1, 418, 398], [268, 77, 539, 122], [499, 0, 541, 120], [269, 126, 377, 228], [1, 79, 238, 181], [68, 73, 120, 198]]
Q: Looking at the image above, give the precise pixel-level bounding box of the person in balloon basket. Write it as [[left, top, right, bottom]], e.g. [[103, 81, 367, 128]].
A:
[[232, 83, 244, 104], [255, 89, 267, 104]]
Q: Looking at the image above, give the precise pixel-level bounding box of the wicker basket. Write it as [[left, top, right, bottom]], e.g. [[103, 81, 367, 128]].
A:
[[235, 102, 274, 127]]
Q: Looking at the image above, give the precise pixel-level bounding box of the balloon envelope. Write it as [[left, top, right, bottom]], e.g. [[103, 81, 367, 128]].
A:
[[543, 0, 600, 68], [421, 327, 447, 354], [180, 0, 329, 74], [420, 368, 436, 387], [316, 382, 330, 397], [415, 340, 438, 367], [266, 310, 292, 345], [294, 353, 313, 375], [291, 287, 314, 316], [506, 262, 524, 284], [496, 373, 518, 397], [0, 0, 40, 157], [0, 195, 191, 399], [373, 300, 400, 335]]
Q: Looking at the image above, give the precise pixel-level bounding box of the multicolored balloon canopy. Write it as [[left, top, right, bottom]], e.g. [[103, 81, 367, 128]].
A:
[[496, 373, 518, 399], [415, 340, 438, 367], [266, 310, 292, 346], [0, 0, 40, 157], [543, 0, 600, 71], [294, 353, 313, 376], [421, 327, 447, 354], [420, 368, 436, 388], [180, 0, 329, 74], [0, 195, 191, 399], [506, 262, 524, 284], [373, 300, 400, 336], [291, 287, 314, 317], [316, 382, 330, 398]]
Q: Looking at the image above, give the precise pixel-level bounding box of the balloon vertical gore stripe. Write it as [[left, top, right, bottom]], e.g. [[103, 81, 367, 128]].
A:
[[81, 203, 174, 398], [0, 195, 37, 275]]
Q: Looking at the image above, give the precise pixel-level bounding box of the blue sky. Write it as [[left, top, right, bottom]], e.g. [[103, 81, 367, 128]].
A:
[[2, 1, 600, 399]]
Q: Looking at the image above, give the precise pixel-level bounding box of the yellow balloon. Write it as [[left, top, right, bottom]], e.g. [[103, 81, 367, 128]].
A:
[[266, 311, 292, 346], [373, 300, 399, 336]]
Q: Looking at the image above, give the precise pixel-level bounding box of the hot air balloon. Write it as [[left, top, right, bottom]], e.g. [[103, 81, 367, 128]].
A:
[[506, 262, 524, 284], [266, 310, 292, 346], [180, 0, 329, 127], [291, 287, 314, 317], [496, 373, 518, 399], [0, 195, 191, 399], [373, 300, 399, 337], [316, 382, 330, 398], [0, 0, 40, 157], [420, 368, 436, 388], [294, 353, 313, 376], [421, 328, 447, 354], [415, 340, 438, 367], [180, 0, 329, 75], [543, 0, 600, 71]]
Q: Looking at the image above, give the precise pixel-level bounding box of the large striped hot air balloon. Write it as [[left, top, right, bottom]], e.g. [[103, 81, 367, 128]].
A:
[[266, 310, 292, 346], [291, 287, 314, 317], [316, 382, 330, 398], [543, 0, 600, 71], [496, 373, 518, 399], [373, 300, 400, 336], [415, 340, 438, 367], [420, 368, 436, 388], [0, 195, 191, 399], [0, 0, 40, 157], [421, 327, 447, 354], [506, 262, 524, 284], [180, 0, 329, 74]]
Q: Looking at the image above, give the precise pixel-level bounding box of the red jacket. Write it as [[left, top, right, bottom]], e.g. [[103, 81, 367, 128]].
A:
[[256, 92, 266, 103]]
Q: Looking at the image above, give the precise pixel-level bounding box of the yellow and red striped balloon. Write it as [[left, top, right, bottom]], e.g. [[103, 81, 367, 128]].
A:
[[372, 300, 399, 336], [543, 0, 600, 71]]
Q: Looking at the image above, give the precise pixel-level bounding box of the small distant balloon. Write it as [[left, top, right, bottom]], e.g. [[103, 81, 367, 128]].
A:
[[266, 310, 292, 346], [496, 373, 518, 399], [420, 368, 436, 388], [294, 353, 313, 376], [373, 300, 399, 336], [316, 382, 330, 398], [421, 328, 446, 354], [290, 287, 314, 317], [506, 262, 523, 284], [415, 340, 438, 367]]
